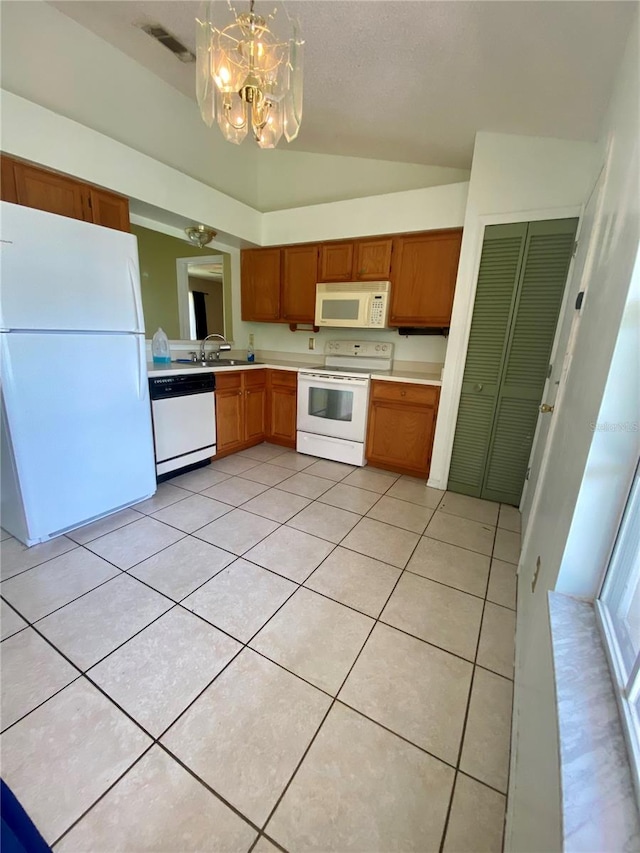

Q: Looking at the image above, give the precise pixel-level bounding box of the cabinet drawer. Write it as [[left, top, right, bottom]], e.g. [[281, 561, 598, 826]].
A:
[[269, 369, 297, 389], [244, 369, 266, 390], [371, 380, 439, 407], [215, 371, 242, 391]]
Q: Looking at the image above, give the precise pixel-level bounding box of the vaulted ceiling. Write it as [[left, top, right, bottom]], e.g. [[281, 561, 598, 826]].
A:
[[50, 0, 634, 168]]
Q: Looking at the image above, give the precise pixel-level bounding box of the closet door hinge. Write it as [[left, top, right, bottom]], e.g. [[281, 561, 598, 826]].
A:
[[572, 240, 578, 257], [525, 467, 531, 481]]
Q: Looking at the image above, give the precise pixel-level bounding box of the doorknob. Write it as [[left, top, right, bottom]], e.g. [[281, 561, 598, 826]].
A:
[[540, 403, 554, 413]]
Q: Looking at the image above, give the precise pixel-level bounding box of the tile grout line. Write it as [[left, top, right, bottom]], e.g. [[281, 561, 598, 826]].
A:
[[256, 486, 445, 839], [438, 513, 508, 853]]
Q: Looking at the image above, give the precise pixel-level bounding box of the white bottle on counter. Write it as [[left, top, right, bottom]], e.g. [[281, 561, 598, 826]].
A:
[[152, 327, 171, 364]]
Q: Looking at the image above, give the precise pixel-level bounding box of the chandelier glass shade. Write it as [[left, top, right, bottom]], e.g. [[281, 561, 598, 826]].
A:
[[196, 0, 303, 149]]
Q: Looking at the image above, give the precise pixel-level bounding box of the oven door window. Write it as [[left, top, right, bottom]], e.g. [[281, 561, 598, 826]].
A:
[[308, 386, 354, 422]]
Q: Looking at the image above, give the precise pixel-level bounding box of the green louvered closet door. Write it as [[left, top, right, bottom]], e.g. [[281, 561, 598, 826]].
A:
[[448, 218, 577, 506]]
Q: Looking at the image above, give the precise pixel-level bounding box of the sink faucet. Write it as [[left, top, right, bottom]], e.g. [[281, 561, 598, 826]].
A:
[[199, 333, 232, 361]]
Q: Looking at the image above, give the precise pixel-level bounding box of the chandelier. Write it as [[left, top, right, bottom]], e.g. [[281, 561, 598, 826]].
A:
[[196, 0, 303, 149]]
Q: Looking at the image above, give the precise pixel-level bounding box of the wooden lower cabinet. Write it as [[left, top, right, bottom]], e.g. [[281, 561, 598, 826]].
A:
[[215, 370, 266, 457], [266, 369, 297, 447], [244, 371, 267, 444], [366, 380, 440, 478]]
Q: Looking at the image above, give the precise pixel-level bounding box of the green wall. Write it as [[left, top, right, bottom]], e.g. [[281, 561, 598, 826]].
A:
[[132, 224, 233, 340]]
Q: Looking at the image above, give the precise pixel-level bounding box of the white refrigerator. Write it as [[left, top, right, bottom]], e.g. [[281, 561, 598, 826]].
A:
[[0, 202, 156, 546]]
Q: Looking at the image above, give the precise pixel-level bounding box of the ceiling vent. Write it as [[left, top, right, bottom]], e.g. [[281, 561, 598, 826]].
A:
[[139, 23, 195, 63]]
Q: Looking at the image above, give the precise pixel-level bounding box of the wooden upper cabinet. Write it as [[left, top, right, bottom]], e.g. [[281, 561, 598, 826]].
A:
[[319, 238, 392, 282], [0, 155, 130, 232], [1, 156, 18, 203], [85, 187, 130, 232], [389, 229, 463, 327], [13, 161, 88, 222], [282, 244, 319, 323], [354, 238, 393, 280], [318, 241, 354, 281], [241, 248, 282, 322]]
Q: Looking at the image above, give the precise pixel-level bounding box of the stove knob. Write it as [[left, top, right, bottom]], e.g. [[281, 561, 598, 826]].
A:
[[375, 345, 381, 351]]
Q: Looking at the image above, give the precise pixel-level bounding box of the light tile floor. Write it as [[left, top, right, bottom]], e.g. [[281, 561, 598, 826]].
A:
[[0, 443, 519, 852]]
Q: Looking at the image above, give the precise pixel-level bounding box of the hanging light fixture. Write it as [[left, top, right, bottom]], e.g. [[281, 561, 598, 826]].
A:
[[195, 0, 303, 149]]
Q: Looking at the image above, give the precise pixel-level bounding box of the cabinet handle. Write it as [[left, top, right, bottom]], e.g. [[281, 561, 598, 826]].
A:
[[400, 390, 406, 397], [238, 390, 242, 395], [474, 383, 483, 393]]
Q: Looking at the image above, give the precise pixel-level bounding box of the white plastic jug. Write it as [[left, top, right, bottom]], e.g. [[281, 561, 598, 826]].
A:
[[152, 327, 171, 364]]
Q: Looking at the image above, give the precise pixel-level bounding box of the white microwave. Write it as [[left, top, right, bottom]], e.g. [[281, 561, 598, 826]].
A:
[[315, 281, 390, 328]]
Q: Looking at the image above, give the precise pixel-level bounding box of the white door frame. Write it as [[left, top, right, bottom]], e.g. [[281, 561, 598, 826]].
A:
[[519, 172, 606, 561], [520, 173, 604, 527]]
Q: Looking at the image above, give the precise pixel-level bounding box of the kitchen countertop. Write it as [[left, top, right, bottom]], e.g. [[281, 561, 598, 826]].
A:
[[147, 360, 442, 386]]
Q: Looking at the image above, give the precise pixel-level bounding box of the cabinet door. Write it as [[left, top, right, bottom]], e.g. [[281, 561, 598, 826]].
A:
[[0, 155, 18, 203], [241, 249, 282, 321], [448, 219, 577, 505], [13, 161, 88, 222], [215, 373, 244, 453], [282, 245, 319, 323], [87, 187, 130, 232], [318, 242, 354, 281], [366, 400, 437, 478], [244, 370, 266, 444], [266, 370, 297, 447], [354, 238, 392, 280], [389, 230, 462, 327]]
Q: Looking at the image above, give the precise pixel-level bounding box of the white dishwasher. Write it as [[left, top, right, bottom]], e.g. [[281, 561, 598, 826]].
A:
[[149, 373, 216, 478]]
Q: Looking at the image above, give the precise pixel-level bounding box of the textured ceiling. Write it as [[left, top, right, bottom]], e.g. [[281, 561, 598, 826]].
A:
[[50, 0, 634, 168]]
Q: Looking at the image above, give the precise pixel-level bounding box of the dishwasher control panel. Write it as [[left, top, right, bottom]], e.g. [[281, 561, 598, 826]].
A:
[[149, 373, 216, 400]]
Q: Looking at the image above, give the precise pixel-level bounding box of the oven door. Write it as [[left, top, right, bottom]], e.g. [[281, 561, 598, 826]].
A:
[[297, 373, 370, 442]]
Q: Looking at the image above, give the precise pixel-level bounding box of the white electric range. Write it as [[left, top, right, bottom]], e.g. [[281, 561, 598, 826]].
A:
[[296, 340, 394, 466]]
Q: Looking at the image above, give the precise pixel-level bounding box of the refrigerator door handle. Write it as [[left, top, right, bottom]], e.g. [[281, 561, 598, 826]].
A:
[[136, 336, 146, 401], [129, 258, 144, 333]]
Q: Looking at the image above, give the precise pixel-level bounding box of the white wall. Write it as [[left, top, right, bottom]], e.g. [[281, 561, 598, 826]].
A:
[[429, 132, 599, 490], [507, 16, 639, 853], [262, 182, 468, 245], [256, 149, 469, 212], [240, 323, 448, 365]]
